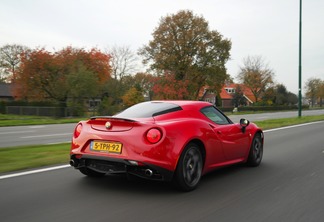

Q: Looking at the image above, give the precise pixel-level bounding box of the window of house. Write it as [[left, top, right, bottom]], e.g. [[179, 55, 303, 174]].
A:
[[225, 88, 235, 93]]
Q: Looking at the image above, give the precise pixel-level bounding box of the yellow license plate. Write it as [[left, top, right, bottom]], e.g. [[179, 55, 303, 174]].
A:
[[90, 141, 122, 154]]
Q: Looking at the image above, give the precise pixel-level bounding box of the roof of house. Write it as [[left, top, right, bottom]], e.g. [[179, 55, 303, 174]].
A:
[[200, 83, 257, 103]]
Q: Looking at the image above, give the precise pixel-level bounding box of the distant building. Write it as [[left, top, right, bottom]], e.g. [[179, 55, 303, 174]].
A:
[[0, 83, 14, 101], [200, 83, 257, 108]]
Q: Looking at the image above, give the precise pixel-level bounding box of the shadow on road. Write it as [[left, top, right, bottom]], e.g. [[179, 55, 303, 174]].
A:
[[71, 162, 269, 195]]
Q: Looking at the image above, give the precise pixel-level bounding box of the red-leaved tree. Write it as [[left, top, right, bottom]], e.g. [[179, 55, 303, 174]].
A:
[[13, 47, 111, 108], [151, 72, 190, 100]]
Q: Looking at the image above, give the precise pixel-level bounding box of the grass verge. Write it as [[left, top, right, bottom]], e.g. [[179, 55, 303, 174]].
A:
[[0, 114, 84, 126], [0, 143, 70, 173], [254, 115, 324, 130], [0, 115, 324, 174]]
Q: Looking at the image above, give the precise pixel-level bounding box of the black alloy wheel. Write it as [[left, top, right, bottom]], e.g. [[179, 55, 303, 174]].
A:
[[247, 133, 263, 167], [174, 143, 203, 191]]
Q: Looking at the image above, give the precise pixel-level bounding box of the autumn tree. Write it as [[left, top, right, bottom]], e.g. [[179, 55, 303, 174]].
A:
[[14, 48, 55, 101], [304, 77, 322, 107], [122, 87, 145, 107], [14, 47, 111, 112], [151, 72, 190, 100], [237, 56, 274, 103], [139, 10, 231, 99], [319, 80, 324, 107], [0, 44, 30, 82]]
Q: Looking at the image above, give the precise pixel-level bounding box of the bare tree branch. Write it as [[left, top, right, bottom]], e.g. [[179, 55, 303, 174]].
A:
[[105, 45, 139, 80]]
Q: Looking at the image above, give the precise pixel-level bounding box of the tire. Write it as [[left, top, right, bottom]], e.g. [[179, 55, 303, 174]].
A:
[[247, 133, 263, 167], [174, 143, 203, 191], [79, 167, 105, 177]]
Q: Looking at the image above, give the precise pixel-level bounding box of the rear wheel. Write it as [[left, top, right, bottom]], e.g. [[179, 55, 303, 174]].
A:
[[174, 143, 203, 191], [79, 167, 105, 177], [247, 133, 263, 167]]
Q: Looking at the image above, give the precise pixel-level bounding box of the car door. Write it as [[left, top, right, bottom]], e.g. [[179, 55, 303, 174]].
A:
[[201, 106, 250, 161], [211, 124, 250, 160]]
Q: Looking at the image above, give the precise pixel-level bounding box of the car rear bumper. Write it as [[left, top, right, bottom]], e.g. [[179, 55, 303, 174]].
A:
[[70, 154, 174, 181]]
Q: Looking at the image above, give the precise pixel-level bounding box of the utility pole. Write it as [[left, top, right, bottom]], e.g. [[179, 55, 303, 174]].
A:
[[298, 0, 302, 117]]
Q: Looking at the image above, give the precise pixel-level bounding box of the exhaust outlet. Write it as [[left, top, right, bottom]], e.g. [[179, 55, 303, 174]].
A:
[[69, 159, 75, 167], [144, 169, 153, 177]]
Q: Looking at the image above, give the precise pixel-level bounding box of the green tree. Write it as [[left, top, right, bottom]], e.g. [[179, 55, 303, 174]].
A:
[[130, 72, 155, 100], [237, 56, 274, 103], [139, 10, 231, 99], [287, 92, 298, 105], [67, 62, 100, 116], [232, 85, 246, 107], [274, 84, 288, 105]]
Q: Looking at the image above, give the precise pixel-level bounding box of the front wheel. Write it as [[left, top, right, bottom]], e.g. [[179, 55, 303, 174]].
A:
[[173, 143, 203, 191], [247, 133, 263, 167]]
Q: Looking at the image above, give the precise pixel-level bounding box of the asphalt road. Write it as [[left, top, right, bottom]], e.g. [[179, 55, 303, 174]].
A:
[[0, 123, 76, 148], [0, 121, 324, 222], [1, 109, 324, 148]]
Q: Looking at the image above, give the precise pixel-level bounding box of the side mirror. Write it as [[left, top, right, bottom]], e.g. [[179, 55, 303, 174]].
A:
[[240, 118, 250, 133]]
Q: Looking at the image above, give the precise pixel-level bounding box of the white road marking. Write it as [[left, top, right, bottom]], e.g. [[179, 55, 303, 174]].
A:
[[28, 126, 46, 128], [1, 120, 323, 180], [0, 165, 70, 180], [47, 141, 71, 145], [263, 121, 324, 133]]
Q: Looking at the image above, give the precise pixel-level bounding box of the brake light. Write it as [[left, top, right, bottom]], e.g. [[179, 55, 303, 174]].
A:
[[146, 128, 162, 144], [74, 123, 83, 138]]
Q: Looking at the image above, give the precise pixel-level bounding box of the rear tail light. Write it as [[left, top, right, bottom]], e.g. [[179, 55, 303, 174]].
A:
[[146, 128, 162, 144], [74, 123, 83, 138]]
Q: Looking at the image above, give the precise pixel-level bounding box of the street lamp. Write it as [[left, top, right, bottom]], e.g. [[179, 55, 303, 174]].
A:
[[298, 0, 302, 117]]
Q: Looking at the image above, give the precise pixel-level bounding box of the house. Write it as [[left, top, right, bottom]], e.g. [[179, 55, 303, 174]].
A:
[[0, 83, 14, 101], [200, 83, 256, 108]]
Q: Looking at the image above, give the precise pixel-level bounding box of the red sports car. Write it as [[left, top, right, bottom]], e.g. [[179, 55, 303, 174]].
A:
[[70, 100, 263, 191]]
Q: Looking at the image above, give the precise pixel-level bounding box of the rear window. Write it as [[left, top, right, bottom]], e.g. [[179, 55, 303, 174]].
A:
[[114, 102, 182, 118]]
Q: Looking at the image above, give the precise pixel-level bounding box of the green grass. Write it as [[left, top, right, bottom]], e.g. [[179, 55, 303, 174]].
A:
[[0, 114, 324, 174], [254, 115, 324, 130], [0, 143, 70, 173], [0, 114, 84, 126]]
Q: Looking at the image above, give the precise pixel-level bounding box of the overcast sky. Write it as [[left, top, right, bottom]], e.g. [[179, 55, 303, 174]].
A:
[[1, 0, 323, 93]]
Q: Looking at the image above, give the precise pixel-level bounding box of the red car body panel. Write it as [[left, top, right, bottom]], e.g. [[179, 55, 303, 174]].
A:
[[70, 100, 263, 181]]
